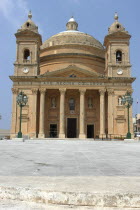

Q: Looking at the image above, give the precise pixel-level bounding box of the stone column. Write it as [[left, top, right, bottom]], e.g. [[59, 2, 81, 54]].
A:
[[107, 89, 114, 137], [79, 89, 86, 139], [59, 88, 66, 138], [99, 89, 106, 138], [10, 88, 18, 138], [31, 88, 38, 138], [38, 88, 46, 138], [127, 90, 133, 138]]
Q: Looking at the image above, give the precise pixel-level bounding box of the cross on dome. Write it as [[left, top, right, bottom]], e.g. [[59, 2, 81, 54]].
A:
[[114, 12, 118, 21], [28, 10, 32, 19]]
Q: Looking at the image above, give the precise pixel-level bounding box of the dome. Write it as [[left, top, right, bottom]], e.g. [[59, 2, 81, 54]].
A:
[[108, 13, 125, 34], [41, 17, 104, 50], [18, 11, 38, 33]]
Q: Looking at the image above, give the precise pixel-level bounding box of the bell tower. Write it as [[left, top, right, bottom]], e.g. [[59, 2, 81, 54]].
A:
[[14, 11, 42, 76], [104, 13, 131, 78]]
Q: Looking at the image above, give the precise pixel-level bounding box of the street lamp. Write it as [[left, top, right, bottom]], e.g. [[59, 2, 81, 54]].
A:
[[16, 91, 28, 138], [135, 114, 137, 133], [121, 91, 133, 139]]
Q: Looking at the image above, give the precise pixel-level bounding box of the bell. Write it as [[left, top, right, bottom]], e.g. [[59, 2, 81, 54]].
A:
[[117, 53, 121, 58]]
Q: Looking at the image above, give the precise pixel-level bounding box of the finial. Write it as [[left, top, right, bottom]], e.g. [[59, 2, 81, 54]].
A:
[[114, 12, 118, 21], [28, 10, 32, 19]]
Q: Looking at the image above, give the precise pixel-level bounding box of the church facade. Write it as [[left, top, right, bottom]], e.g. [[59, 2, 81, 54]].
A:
[[10, 12, 135, 139]]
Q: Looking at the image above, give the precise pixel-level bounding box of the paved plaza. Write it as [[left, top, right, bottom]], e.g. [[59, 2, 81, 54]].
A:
[[0, 140, 140, 209], [0, 139, 140, 176], [0, 199, 139, 210]]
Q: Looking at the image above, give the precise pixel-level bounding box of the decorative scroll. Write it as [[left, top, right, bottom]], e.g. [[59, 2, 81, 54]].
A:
[[107, 89, 114, 96], [39, 88, 46, 94], [99, 89, 106, 95], [79, 89, 86, 95], [59, 88, 66, 94], [32, 88, 38, 95], [11, 88, 18, 94]]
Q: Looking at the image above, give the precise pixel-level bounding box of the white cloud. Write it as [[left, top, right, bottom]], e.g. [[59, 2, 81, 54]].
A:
[[0, 0, 43, 34], [0, 0, 28, 28], [0, 0, 14, 17]]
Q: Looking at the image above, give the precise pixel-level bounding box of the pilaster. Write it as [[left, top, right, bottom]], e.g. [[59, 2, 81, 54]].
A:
[[59, 88, 66, 138], [79, 89, 86, 139], [99, 89, 106, 138], [107, 89, 114, 137], [38, 88, 46, 138], [10, 88, 19, 138], [30, 88, 38, 138]]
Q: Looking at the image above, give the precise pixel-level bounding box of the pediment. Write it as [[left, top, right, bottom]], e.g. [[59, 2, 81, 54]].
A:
[[39, 65, 103, 78]]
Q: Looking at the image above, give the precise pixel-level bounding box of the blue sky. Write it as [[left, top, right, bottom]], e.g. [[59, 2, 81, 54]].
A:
[[0, 0, 140, 129]]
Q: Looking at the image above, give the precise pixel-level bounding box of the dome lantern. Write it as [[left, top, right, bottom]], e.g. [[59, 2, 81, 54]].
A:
[[66, 16, 78, 31]]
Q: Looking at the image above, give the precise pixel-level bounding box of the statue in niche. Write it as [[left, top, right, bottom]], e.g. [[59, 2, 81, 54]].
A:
[[51, 97, 56, 108], [88, 97, 93, 108], [118, 96, 122, 106]]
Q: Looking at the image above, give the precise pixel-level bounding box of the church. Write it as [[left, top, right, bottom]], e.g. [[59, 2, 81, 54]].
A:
[[10, 12, 135, 139]]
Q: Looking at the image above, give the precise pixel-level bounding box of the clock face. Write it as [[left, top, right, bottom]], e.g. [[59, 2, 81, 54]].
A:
[[23, 67, 29, 74], [117, 69, 123, 75]]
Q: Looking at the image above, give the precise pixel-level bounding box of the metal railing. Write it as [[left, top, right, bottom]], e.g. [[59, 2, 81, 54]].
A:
[[95, 134, 126, 141]]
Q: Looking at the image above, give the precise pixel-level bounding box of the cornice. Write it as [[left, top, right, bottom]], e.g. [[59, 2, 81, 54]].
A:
[[9, 75, 136, 83], [14, 63, 38, 66]]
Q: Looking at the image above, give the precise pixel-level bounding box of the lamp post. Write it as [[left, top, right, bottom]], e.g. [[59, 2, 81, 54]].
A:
[[121, 92, 133, 139], [135, 114, 137, 133], [16, 91, 28, 138]]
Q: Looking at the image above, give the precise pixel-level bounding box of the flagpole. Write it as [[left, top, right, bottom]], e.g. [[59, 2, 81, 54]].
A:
[[136, 99, 139, 132]]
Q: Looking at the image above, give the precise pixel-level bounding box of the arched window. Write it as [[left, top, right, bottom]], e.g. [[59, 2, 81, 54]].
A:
[[69, 98, 75, 110], [116, 50, 122, 63], [24, 49, 30, 60]]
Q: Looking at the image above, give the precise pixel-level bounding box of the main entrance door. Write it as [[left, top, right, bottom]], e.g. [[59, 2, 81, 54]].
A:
[[67, 118, 77, 138], [87, 124, 94, 138]]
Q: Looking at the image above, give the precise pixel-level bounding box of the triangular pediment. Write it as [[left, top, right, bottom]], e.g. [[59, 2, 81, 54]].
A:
[[39, 65, 104, 78]]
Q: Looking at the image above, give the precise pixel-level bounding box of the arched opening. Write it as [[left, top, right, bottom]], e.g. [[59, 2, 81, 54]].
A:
[[116, 50, 122, 63], [26, 22, 30, 27], [24, 49, 30, 61], [116, 24, 120, 29]]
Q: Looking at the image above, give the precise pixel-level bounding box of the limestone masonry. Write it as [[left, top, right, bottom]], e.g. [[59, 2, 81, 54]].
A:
[[10, 12, 135, 139]]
